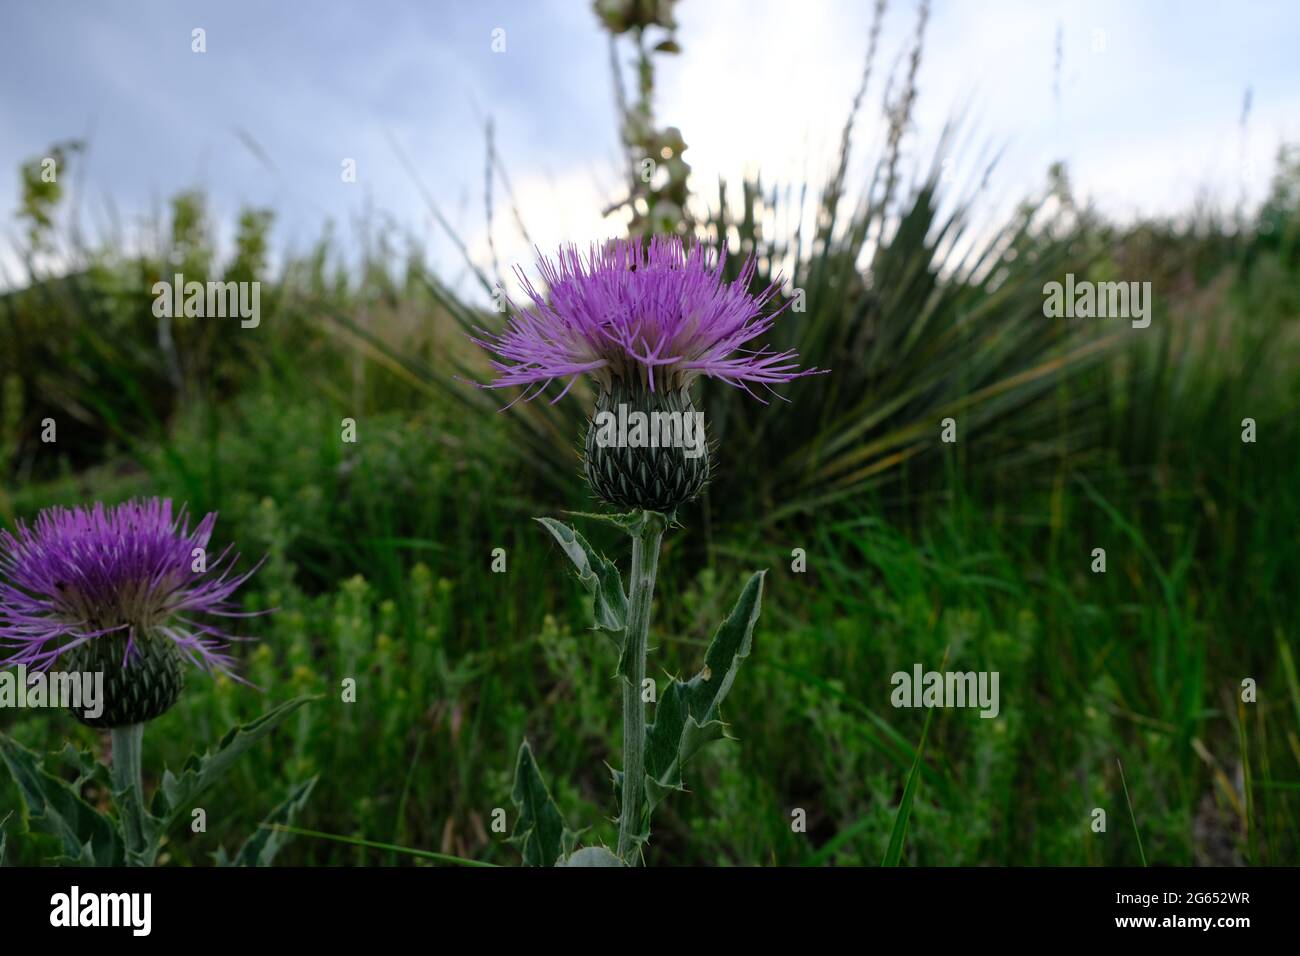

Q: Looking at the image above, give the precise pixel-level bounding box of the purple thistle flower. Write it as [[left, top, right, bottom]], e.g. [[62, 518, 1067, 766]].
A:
[[472, 236, 824, 404], [0, 498, 262, 679]]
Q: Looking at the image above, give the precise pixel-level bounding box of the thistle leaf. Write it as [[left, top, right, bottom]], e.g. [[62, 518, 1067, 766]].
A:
[[0, 733, 124, 866], [149, 695, 314, 832], [536, 518, 628, 641], [216, 776, 319, 867], [643, 680, 691, 807], [1, 811, 10, 865], [52, 743, 110, 789], [562, 508, 676, 537], [643, 570, 764, 817], [509, 740, 576, 867]]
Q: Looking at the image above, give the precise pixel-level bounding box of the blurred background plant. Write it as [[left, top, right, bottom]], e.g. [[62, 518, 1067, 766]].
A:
[[597, 0, 692, 239], [1, 0, 1296, 866]]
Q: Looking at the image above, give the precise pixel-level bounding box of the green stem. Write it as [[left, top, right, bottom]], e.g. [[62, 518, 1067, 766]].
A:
[[617, 512, 665, 864], [110, 722, 149, 865]]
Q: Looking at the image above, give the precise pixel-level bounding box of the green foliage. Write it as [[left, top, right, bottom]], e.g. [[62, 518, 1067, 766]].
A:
[[0, 734, 123, 864], [215, 776, 319, 867], [882, 695, 937, 867], [148, 696, 314, 834], [509, 741, 576, 866], [536, 518, 628, 641], [17, 142, 81, 250], [643, 571, 762, 818], [0, 698, 314, 866]]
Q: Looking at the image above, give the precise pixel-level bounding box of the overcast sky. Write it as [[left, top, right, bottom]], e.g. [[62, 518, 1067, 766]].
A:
[[2, 1, 1298, 297]]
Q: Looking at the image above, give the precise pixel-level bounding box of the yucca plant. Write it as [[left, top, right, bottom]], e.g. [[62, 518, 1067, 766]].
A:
[[688, 0, 1119, 525]]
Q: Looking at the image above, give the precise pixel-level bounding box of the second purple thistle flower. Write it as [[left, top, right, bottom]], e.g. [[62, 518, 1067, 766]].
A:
[[473, 236, 824, 512], [0, 499, 263, 728]]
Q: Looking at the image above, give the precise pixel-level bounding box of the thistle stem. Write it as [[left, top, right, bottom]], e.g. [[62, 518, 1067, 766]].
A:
[[617, 512, 664, 864], [110, 722, 148, 865]]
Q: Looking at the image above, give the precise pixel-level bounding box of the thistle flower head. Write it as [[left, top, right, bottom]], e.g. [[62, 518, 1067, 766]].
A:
[[473, 236, 822, 403], [0, 499, 263, 725]]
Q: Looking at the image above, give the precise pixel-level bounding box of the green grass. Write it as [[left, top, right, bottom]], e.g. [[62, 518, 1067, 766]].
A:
[[2, 368, 1293, 865]]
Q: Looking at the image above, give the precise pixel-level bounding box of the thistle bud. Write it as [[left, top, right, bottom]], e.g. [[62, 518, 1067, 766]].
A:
[[583, 381, 709, 512], [67, 632, 187, 729]]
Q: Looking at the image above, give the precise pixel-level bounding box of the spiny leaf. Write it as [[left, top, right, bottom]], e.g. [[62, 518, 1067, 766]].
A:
[[642, 570, 764, 820], [149, 695, 314, 833], [643, 680, 692, 808], [51, 743, 111, 791], [562, 509, 675, 537], [216, 776, 319, 867], [0, 733, 124, 866], [509, 740, 575, 867], [683, 569, 764, 725], [536, 517, 628, 641]]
